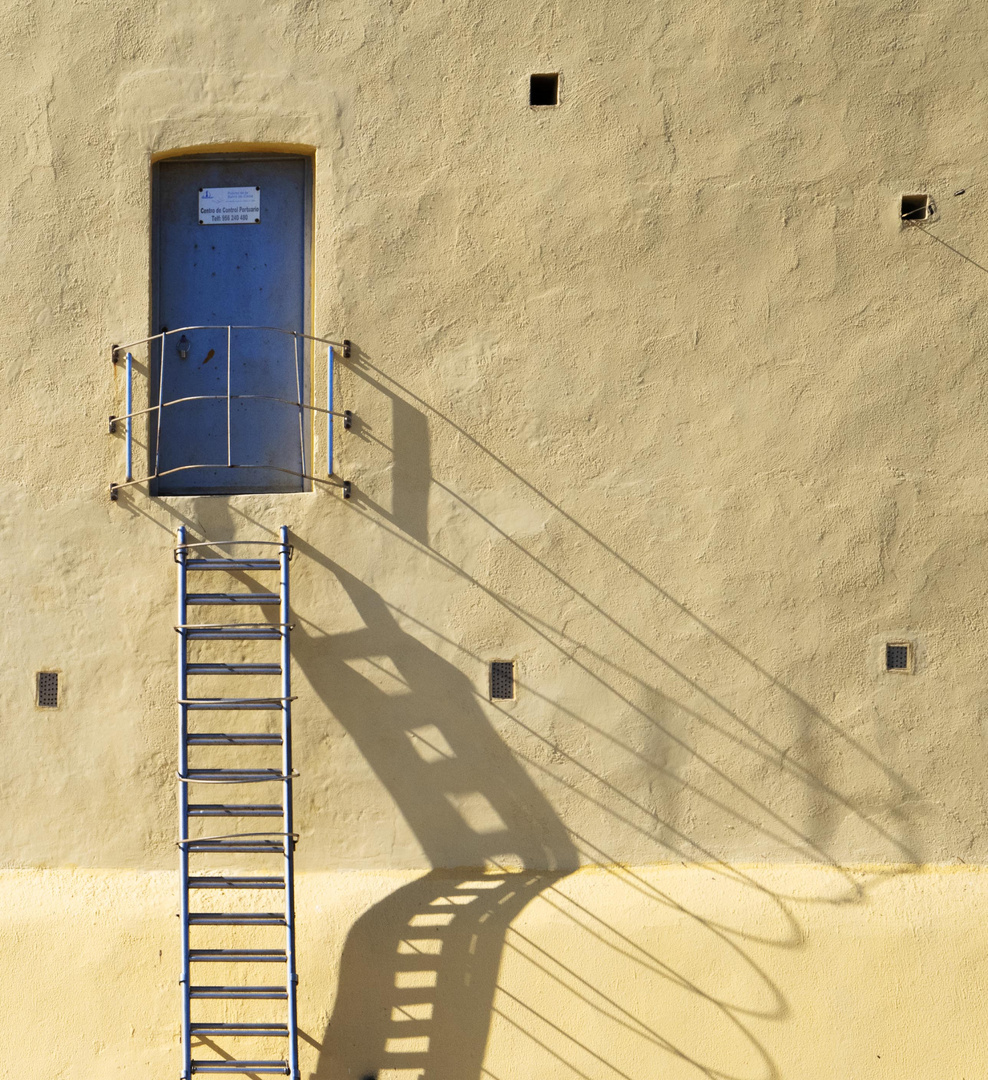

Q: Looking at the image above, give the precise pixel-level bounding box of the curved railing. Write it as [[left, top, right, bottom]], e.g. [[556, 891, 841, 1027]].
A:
[[108, 326, 352, 499]]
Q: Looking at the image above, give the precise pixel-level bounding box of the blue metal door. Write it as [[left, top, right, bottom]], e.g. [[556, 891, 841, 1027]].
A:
[[151, 154, 311, 495]]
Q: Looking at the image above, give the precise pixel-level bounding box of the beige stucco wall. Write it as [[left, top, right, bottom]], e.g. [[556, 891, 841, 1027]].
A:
[[1, 0, 987, 1075], [4, 866, 988, 1079]]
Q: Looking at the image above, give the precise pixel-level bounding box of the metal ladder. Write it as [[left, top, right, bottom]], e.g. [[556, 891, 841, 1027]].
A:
[[176, 526, 300, 1078]]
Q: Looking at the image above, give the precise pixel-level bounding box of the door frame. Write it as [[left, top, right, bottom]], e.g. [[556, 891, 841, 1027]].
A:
[[148, 149, 315, 495]]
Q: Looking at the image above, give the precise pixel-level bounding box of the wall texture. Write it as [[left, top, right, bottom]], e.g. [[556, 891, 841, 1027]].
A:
[[0, 0, 986, 1076]]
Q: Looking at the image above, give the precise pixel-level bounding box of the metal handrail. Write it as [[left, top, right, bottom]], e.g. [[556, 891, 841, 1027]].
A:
[[112, 394, 347, 425], [109, 326, 353, 499], [112, 463, 337, 495], [113, 324, 344, 353]]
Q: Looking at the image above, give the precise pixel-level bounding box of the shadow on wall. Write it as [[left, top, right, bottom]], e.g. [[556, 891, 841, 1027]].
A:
[[323, 343, 923, 861], [294, 559, 577, 1080], [293, 556, 795, 1080], [270, 342, 924, 1079]]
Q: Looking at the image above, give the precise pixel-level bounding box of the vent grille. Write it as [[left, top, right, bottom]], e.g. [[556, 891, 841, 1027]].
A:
[[490, 661, 515, 700], [37, 671, 59, 708], [886, 644, 910, 671]]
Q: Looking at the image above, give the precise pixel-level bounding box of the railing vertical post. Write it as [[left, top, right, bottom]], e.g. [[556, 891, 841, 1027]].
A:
[[125, 351, 133, 482], [293, 333, 305, 477], [327, 345, 334, 476], [153, 332, 166, 479], [226, 326, 232, 468]]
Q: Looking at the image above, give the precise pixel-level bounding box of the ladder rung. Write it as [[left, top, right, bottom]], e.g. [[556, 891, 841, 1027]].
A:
[[186, 559, 280, 571], [185, 769, 286, 782], [185, 840, 286, 854], [190, 949, 287, 962], [187, 593, 280, 606], [190, 1023, 289, 1037], [187, 663, 282, 676], [184, 626, 283, 641], [190, 986, 288, 999], [189, 876, 285, 889], [182, 698, 289, 711], [191, 1062, 288, 1075], [188, 912, 286, 926], [188, 804, 282, 817], [187, 733, 282, 746], [191, 1023, 289, 1037]]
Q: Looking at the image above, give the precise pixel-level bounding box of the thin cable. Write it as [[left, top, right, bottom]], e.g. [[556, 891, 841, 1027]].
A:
[[909, 220, 988, 276]]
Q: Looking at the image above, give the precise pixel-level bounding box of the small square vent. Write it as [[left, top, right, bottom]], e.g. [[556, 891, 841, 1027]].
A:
[[490, 661, 515, 700], [886, 643, 911, 672], [530, 73, 559, 107], [37, 671, 59, 708], [900, 194, 932, 223]]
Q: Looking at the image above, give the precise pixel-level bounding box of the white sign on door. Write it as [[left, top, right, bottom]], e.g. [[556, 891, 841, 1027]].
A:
[[198, 187, 261, 225]]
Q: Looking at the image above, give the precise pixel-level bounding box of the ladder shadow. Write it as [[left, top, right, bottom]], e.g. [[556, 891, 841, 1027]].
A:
[[292, 554, 580, 1080], [318, 868, 570, 1080]]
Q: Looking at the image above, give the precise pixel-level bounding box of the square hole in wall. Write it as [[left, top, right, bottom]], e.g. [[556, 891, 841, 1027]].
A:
[[37, 671, 59, 707], [885, 643, 912, 672], [490, 661, 515, 700], [900, 194, 932, 223], [530, 73, 559, 107]]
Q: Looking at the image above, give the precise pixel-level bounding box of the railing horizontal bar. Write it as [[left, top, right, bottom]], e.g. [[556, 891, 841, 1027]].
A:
[[113, 403, 162, 422], [110, 396, 346, 425], [113, 325, 343, 352], [115, 332, 165, 352], [111, 463, 336, 492]]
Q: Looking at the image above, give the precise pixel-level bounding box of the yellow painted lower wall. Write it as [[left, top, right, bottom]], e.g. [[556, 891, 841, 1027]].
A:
[[3, 864, 986, 1079]]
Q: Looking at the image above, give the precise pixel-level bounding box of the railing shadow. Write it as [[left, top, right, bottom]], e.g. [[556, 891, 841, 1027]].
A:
[[337, 342, 923, 872], [217, 338, 922, 1078]]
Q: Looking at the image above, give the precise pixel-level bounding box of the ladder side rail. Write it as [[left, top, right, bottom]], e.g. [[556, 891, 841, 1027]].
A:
[[177, 527, 193, 1080], [280, 526, 301, 1079]]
